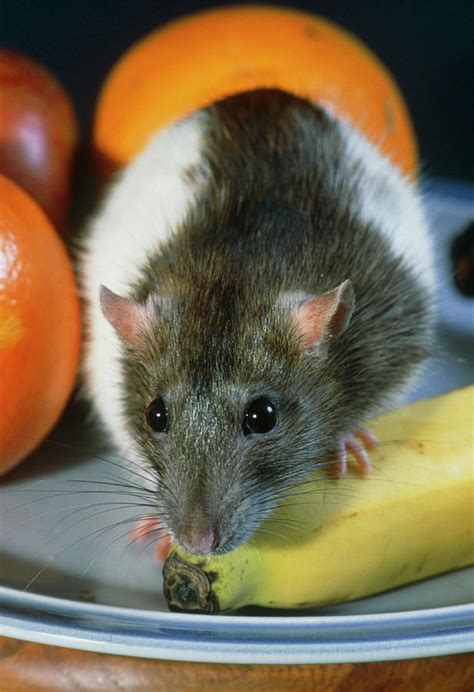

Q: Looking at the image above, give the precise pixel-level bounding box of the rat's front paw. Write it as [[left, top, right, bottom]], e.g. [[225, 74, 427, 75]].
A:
[[129, 515, 171, 562], [328, 428, 379, 478]]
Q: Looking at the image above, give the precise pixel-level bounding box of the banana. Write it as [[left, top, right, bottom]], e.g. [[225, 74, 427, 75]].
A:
[[163, 386, 474, 613]]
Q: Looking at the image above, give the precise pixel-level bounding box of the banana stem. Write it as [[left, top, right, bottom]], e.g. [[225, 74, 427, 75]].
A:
[[163, 554, 219, 613]]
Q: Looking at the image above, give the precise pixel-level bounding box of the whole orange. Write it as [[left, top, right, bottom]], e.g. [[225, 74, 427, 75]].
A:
[[0, 175, 81, 475], [93, 5, 417, 184]]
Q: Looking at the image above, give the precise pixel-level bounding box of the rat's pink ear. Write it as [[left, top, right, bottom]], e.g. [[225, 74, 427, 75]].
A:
[[286, 280, 355, 352], [100, 285, 155, 346]]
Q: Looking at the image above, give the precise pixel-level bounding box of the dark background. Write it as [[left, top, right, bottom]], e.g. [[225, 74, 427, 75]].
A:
[[1, 0, 473, 180]]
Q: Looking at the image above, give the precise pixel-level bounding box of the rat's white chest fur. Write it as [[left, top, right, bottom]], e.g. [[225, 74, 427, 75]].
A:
[[79, 107, 434, 457]]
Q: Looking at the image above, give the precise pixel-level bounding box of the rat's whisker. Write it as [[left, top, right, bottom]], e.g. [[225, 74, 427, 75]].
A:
[[133, 530, 172, 560], [33, 438, 158, 485], [65, 479, 156, 496], [0, 499, 154, 538], [79, 521, 170, 580], [266, 518, 308, 534], [253, 526, 293, 549], [3, 488, 156, 515], [62, 476, 153, 491], [49, 502, 159, 546], [244, 538, 264, 569], [23, 512, 151, 591]]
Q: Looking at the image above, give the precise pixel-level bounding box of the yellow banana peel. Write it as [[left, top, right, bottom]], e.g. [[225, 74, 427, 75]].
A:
[[163, 386, 474, 612]]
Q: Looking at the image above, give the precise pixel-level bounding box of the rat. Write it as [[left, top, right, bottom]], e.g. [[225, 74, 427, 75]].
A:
[[79, 89, 435, 556]]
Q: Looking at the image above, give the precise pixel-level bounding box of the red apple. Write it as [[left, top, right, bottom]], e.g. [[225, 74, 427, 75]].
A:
[[0, 49, 78, 232]]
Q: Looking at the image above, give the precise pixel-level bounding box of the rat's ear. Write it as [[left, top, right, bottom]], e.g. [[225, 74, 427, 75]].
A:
[[284, 280, 355, 352], [100, 285, 156, 346]]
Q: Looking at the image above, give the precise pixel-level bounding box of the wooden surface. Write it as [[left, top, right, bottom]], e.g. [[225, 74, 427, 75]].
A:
[[0, 637, 472, 691]]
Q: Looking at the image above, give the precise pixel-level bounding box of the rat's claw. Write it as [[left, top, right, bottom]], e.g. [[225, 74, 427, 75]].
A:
[[329, 428, 379, 478], [344, 432, 372, 474], [129, 515, 171, 563], [353, 427, 379, 451], [329, 438, 348, 477]]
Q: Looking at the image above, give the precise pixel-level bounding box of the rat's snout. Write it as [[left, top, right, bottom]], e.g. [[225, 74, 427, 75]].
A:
[[176, 512, 219, 555], [181, 529, 217, 554]]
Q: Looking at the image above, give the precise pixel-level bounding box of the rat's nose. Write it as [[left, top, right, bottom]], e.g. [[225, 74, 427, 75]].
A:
[[180, 525, 218, 555]]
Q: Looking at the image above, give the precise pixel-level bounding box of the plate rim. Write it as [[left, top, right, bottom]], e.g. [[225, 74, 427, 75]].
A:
[[1, 582, 473, 628], [1, 584, 473, 663]]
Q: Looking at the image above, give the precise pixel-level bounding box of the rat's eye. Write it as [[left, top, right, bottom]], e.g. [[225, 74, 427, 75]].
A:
[[243, 396, 277, 435], [146, 397, 168, 433]]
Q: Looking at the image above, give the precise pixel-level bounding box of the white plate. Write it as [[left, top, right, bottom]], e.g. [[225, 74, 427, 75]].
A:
[[0, 179, 473, 663]]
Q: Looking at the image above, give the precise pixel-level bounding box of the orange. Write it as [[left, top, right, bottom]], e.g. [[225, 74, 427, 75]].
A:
[[0, 175, 81, 475], [93, 5, 417, 183]]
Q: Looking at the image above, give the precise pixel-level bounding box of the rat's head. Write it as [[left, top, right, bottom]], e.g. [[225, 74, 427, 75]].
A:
[[100, 276, 354, 555]]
